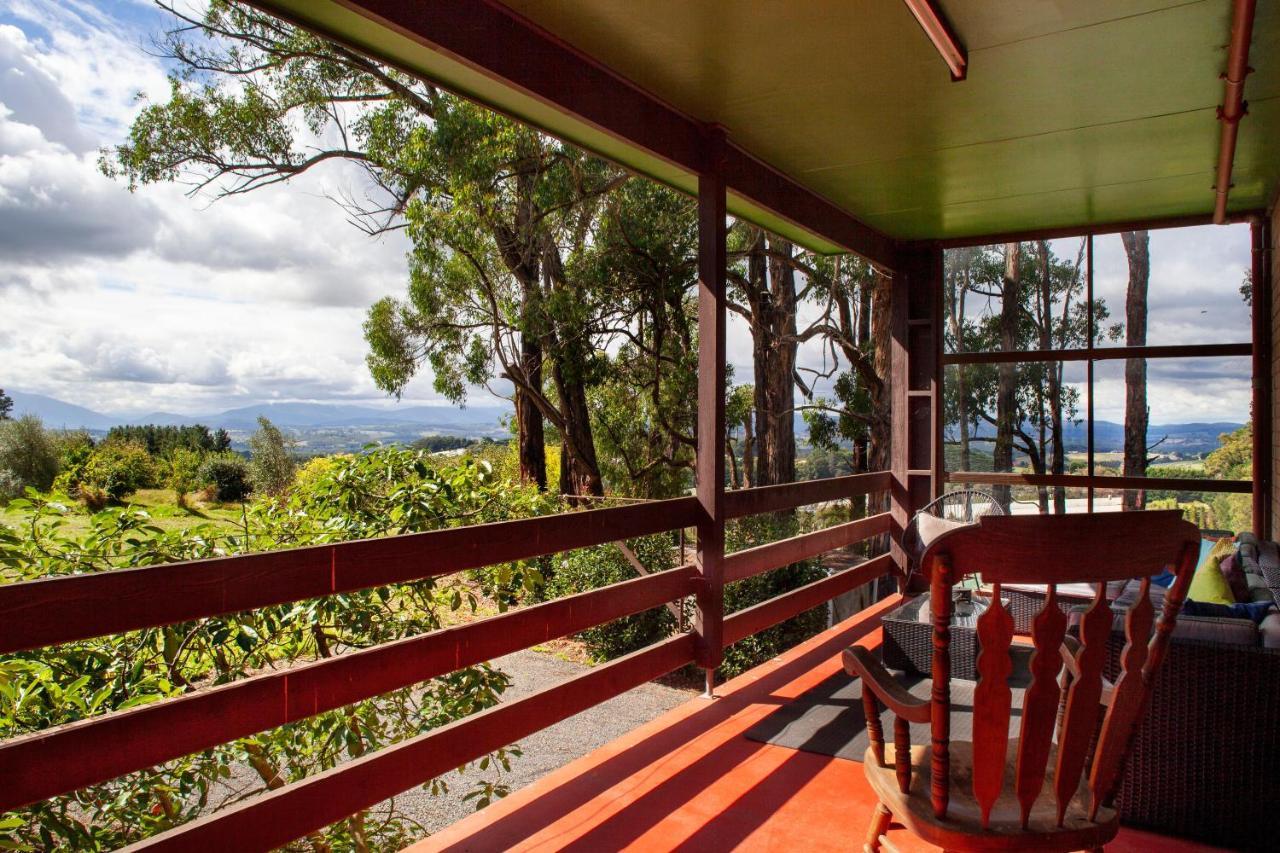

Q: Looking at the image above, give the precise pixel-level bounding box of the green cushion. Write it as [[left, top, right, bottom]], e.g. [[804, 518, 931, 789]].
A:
[[1187, 538, 1237, 606]]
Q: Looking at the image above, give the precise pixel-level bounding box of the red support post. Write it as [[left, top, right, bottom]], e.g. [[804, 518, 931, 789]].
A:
[[1252, 217, 1272, 537], [695, 128, 727, 682]]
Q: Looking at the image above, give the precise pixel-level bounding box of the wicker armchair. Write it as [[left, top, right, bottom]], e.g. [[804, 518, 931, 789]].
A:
[[901, 489, 1004, 590]]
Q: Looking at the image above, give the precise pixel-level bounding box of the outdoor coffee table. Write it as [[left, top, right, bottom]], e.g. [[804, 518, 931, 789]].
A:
[[882, 586, 1094, 678], [880, 592, 990, 679]]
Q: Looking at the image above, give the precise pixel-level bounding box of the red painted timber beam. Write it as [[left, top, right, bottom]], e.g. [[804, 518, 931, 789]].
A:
[[0, 567, 695, 813], [128, 634, 697, 852], [0, 496, 699, 653], [723, 513, 893, 584], [945, 471, 1253, 495], [931, 210, 1263, 251], [246, 0, 898, 267], [902, 0, 967, 81], [943, 342, 1252, 366], [723, 471, 892, 519], [722, 554, 893, 646]]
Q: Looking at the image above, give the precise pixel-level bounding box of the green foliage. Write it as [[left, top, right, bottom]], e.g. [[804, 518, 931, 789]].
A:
[[105, 424, 230, 456], [0, 446, 543, 850], [1205, 424, 1251, 480], [198, 454, 253, 502], [1147, 498, 1214, 529], [411, 434, 476, 453], [0, 388, 12, 420], [247, 416, 296, 496], [165, 448, 204, 507], [0, 416, 59, 503], [545, 535, 677, 661], [81, 440, 157, 502], [718, 515, 828, 679]]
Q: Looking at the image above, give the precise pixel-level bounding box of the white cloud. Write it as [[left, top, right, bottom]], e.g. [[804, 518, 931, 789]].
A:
[[0, 1, 443, 414]]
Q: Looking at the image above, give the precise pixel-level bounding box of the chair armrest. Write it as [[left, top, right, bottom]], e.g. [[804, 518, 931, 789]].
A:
[[843, 646, 930, 723]]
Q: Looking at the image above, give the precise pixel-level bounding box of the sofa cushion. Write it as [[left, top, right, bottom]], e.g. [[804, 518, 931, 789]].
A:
[[916, 513, 966, 548], [1188, 550, 1236, 605], [1182, 600, 1276, 624], [1164, 614, 1260, 645], [1218, 554, 1251, 602], [1260, 612, 1280, 649]]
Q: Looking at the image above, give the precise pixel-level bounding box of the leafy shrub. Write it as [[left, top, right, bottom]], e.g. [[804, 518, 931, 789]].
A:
[[80, 483, 110, 512], [165, 447, 204, 507], [0, 446, 537, 850], [0, 415, 60, 502], [247, 416, 296, 496], [717, 514, 828, 679], [50, 430, 95, 497], [81, 440, 157, 501], [199, 454, 253, 502], [545, 534, 677, 660]]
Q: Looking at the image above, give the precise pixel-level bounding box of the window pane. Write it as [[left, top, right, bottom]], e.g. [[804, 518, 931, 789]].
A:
[[1091, 225, 1252, 349], [943, 238, 1090, 354], [1090, 357, 1251, 483]]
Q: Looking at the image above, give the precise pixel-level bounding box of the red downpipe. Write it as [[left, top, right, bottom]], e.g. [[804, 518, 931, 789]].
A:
[[1214, 0, 1256, 224]]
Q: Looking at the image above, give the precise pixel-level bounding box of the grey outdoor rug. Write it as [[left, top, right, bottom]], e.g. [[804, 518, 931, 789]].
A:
[[744, 654, 1031, 762]]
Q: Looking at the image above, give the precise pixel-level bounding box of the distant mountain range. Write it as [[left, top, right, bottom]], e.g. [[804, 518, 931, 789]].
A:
[[7, 389, 1243, 457], [7, 390, 512, 437], [959, 418, 1243, 456]]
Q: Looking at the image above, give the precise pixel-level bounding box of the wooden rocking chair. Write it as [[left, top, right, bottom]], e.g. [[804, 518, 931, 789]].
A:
[[845, 511, 1200, 852]]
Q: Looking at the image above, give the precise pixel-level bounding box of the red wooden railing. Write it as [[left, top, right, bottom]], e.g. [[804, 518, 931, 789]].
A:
[[0, 471, 896, 851]]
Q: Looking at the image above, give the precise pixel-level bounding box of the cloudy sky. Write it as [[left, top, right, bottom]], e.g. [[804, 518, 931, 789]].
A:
[[0, 1, 1256, 425], [1, 0, 455, 417]]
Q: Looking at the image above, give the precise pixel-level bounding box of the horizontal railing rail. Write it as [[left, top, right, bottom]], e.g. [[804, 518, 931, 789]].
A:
[[942, 341, 1252, 365], [0, 567, 697, 813], [723, 554, 892, 645], [946, 471, 1253, 494], [131, 634, 698, 852], [3, 471, 899, 851], [0, 496, 700, 653], [723, 471, 891, 519], [723, 513, 892, 583]]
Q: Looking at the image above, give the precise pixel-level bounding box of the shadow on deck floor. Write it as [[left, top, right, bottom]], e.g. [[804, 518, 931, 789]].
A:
[[413, 596, 1227, 852]]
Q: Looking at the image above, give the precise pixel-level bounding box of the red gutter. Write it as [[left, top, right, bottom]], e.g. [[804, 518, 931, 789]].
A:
[[902, 0, 967, 81], [1214, 0, 1257, 224]]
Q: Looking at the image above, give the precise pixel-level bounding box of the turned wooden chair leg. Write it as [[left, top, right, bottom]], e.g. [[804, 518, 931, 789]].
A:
[[863, 801, 892, 853]]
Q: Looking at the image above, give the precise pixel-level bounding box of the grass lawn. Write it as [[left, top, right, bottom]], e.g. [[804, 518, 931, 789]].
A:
[[1, 488, 245, 538]]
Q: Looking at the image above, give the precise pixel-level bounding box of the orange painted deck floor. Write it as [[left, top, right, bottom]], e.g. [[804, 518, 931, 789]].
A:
[[412, 597, 1225, 853]]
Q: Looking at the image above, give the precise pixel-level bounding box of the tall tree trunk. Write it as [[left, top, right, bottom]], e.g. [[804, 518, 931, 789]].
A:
[[516, 331, 547, 490], [761, 239, 798, 485], [551, 350, 604, 498], [946, 249, 974, 473], [741, 412, 755, 488], [869, 269, 893, 499], [743, 233, 799, 487], [1037, 241, 1066, 513], [993, 243, 1021, 509], [1121, 231, 1150, 510], [852, 275, 873, 522]]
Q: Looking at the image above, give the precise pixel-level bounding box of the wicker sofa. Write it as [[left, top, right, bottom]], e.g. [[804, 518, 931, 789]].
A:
[[1099, 532, 1280, 851]]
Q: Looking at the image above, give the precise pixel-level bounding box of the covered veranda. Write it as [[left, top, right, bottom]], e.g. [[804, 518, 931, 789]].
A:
[[1, 1, 1277, 850]]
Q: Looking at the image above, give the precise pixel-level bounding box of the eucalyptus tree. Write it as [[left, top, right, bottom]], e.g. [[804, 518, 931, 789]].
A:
[[576, 179, 700, 498], [101, 1, 625, 496], [1121, 230, 1151, 509], [945, 241, 1112, 511]]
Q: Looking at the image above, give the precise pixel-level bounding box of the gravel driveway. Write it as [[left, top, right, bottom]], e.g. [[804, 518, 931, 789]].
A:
[[397, 648, 697, 835]]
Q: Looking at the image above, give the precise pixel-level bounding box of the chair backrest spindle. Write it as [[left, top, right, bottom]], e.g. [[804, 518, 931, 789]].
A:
[[918, 511, 1199, 827]]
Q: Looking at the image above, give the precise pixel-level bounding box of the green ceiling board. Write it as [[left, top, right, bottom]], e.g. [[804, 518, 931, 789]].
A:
[[256, 0, 1280, 248], [500, 0, 1279, 240]]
